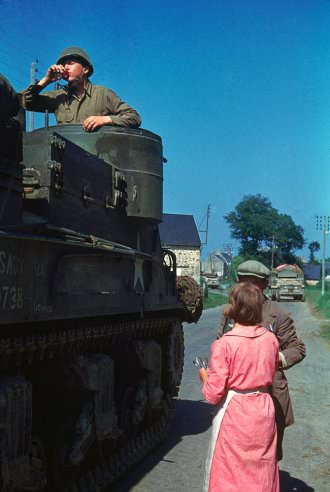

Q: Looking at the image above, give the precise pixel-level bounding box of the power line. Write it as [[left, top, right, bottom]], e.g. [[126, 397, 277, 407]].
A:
[[1, 59, 29, 78], [0, 36, 39, 62], [0, 37, 45, 75], [0, 46, 30, 66]]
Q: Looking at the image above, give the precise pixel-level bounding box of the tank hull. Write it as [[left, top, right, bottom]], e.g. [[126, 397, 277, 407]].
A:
[[0, 120, 202, 491]]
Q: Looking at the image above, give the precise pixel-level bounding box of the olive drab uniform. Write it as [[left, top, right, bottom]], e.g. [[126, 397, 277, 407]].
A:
[[21, 46, 141, 128], [22, 81, 141, 128], [218, 297, 306, 459]]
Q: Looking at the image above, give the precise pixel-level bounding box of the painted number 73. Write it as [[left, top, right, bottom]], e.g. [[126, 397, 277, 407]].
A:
[[0, 286, 23, 310]]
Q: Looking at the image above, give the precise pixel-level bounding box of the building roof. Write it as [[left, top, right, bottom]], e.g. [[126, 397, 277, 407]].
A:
[[159, 213, 201, 248], [302, 263, 330, 280]]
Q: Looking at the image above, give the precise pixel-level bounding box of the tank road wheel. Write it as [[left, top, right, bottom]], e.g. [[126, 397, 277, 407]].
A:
[[166, 322, 184, 397]]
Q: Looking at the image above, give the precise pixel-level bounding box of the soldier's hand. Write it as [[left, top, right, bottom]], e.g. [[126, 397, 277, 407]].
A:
[[46, 65, 66, 83], [37, 65, 66, 88], [83, 115, 113, 132]]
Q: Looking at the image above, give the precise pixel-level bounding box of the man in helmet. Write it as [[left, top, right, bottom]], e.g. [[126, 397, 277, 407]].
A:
[[22, 46, 141, 131], [217, 260, 306, 460]]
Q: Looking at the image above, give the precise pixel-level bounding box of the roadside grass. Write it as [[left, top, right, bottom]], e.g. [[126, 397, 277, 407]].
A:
[[305, 285, 330, 342], [203, 291, 228, 310]]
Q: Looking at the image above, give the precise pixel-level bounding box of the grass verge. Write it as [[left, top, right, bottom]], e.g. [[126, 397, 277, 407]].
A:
[[305, 285, 330, 343], [203, 291, 228, 310]]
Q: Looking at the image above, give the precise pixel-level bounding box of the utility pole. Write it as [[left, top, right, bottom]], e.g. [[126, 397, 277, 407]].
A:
[[316, 215, 330, 296], [271, 236, 275, 270], [200, 204, 211, 245], [29, 59, 39, 131]]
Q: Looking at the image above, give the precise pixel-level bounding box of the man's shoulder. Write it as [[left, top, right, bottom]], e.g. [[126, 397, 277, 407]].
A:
[[263, 298, 290, 319], [89, 83, 115, 95]]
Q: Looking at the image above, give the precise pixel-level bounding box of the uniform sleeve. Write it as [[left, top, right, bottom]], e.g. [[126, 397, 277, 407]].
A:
[[21, 84, 58, 113], [0, 74, 20, 117], [104, 89, 141, 128], [276, 310, 306, 369], [202, 339, 231, 404]]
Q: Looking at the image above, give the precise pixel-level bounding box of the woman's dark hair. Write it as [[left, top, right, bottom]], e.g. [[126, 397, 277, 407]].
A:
[[223, 282, 263, 325]]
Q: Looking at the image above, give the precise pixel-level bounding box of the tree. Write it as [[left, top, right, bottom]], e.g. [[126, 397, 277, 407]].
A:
[[308, 241, 320, 263], [225, 194, 305, 265]]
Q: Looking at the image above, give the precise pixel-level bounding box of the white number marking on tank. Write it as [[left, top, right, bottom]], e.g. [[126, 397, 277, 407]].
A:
[[33, 304, 53, 314], [0, 286, 23, 310], [0, 251, 25, 276]]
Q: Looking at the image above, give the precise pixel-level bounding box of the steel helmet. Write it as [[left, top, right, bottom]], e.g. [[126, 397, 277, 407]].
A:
[[57, 46, 94, 76]]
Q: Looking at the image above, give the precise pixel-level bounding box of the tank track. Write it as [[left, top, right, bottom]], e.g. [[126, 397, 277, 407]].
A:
[[0, 316, 179, 369], [0, 316, 183, 491], [63, 405, 174, 492]]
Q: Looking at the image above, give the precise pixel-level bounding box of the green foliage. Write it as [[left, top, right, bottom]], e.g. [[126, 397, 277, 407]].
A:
[[308, 241, 321, 262], [305, 285, 330, 342], [225, 194, 305, 264], [228, 255, 245, 282], [203, 292, 228, 310]]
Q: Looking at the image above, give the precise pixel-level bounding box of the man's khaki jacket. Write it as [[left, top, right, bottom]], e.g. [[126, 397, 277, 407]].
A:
[[218, 298, 306, 428]]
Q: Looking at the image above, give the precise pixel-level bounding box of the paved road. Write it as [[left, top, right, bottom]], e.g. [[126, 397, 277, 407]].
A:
[[112, 302, 329, 492]]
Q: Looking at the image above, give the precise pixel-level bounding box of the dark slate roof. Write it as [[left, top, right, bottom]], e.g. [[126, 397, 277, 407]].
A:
[[303, 264, 320, 280], [303, 263, 330, 280], [159, 213, 201, 248]]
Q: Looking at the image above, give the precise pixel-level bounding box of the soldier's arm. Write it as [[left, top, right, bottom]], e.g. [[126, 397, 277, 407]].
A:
[[276, 312, 306, 369], [104, 89, 141, 128], [21, 83, 58, 113]]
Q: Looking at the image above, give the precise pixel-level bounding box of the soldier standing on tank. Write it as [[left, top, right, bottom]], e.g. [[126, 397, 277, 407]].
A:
[[217, 260, 306, 460], [22, 46, 141, 131]]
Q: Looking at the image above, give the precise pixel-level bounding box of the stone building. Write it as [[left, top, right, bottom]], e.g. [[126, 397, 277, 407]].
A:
[[159, 213, 201, 283]]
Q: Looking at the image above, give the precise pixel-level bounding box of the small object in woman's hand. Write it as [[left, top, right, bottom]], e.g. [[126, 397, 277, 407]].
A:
[[193, 356, 208, 369]]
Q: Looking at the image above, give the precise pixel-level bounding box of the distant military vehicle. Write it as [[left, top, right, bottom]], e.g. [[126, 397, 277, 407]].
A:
[[0, 81, 202, 492], [270, 264, 305, 301]]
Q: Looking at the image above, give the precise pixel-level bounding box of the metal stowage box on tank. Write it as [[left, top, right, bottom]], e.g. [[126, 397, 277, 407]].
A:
[[0, 106, 202, 490]]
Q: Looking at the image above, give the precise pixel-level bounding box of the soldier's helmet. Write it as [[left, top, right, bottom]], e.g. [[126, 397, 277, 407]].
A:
[[237, 260, 270, 280], [57, 47, 94, 76]]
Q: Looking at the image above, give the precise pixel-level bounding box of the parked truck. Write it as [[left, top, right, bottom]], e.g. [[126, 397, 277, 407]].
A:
[[270, 264, 305, 302]]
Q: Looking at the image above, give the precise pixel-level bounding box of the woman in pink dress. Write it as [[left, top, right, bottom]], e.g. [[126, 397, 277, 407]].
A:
[[200, 282, 279, 492]]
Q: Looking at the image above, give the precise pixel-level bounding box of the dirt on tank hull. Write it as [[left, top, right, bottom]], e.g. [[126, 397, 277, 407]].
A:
[[0, 111, 202, 491]]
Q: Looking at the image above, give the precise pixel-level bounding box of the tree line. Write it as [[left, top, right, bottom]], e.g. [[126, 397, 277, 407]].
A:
[[225, 194, 316, 267]]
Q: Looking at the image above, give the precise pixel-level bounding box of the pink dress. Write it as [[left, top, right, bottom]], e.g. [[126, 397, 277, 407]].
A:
[[202, 324, 279, 492]]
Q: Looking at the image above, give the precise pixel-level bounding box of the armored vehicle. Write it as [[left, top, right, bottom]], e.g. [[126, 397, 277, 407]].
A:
[[270, 264, 305, 302], [0, 91, 202, 491]]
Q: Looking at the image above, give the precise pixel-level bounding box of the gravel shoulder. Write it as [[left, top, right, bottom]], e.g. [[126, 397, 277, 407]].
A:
[[279, 301, 330, 491]]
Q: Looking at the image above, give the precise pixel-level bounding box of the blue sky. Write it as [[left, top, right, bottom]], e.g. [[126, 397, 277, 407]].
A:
[[1, 0, 329, 260]]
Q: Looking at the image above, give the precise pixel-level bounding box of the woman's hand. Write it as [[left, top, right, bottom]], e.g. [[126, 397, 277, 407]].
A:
[[199, 368, 208, 384]]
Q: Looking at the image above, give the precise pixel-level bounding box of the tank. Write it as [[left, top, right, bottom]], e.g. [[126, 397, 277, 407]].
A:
[[270, 264, 305, 302], [0, 91, 202, 490]]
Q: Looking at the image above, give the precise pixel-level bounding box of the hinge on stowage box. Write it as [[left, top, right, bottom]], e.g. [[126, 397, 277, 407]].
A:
[[48, 135, 66, 149], [113, 171, 127, 210], [47, 160, 64, 193]]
